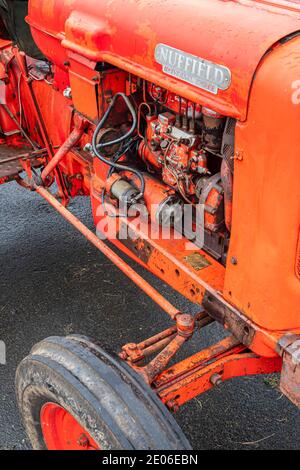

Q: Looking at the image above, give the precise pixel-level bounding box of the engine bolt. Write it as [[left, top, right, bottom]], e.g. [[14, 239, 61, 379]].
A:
[[83, 143, 93, 153], [63, 87, 72, 99], [77, 433, 89, 447]]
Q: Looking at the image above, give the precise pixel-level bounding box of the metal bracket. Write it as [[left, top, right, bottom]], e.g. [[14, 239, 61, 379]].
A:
[[277, 334, 300, 408], [202, 290, 256, 346]]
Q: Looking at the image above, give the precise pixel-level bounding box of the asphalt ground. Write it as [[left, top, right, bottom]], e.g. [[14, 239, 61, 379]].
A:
[[0, 182, 299, 450]]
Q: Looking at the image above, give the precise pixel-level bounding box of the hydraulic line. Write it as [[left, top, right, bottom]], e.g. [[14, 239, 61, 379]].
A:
[[92, 92, 145, 200]]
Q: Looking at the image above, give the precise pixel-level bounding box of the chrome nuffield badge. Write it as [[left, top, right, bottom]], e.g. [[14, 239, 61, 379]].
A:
[[155, 44, 231, 95]]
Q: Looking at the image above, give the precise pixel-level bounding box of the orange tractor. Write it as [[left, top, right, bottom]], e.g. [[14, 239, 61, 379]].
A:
[[0, 0, 299, 450]]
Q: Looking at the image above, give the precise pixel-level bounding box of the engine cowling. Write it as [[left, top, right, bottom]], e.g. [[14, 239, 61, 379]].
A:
[[27, 0, 300, 120]]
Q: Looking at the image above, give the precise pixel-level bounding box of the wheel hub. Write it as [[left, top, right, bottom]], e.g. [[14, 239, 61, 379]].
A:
[[40, 402, 100, 450]]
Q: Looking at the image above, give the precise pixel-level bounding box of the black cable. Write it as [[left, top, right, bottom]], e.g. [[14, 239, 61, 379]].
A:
[[107, 136, 139, 178], [102, 136, 141, 218], [92, 92, 145, 199], [95, 93, 136, 149]]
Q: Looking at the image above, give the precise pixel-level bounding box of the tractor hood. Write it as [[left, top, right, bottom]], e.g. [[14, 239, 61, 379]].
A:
[[27, 0, 300, 120]]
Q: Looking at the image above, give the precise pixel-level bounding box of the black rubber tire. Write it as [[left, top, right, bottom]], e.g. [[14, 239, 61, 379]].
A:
[[16, 335, 192, 450]]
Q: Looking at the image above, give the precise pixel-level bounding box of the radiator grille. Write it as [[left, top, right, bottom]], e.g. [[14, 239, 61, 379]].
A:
[[221, 118, 236, 173]]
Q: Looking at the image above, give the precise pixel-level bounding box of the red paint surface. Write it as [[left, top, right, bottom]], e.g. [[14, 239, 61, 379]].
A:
[[40, 403, 100, 450], [27, 0, 300, 119]]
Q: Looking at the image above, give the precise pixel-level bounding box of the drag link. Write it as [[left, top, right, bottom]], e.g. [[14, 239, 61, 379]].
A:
[[142, 314, 197, 379], [142, 335, 188, 384], [35, 186, 182, 320], [121, 313, 197, 384], [138, 325, 178, 350], [120, 313, 213, 364], [120, 325, 178, 362], [141, 334, 178, 360]]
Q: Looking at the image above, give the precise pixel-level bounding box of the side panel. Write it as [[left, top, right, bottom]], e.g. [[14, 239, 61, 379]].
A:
[[224, 37, 300, 331]]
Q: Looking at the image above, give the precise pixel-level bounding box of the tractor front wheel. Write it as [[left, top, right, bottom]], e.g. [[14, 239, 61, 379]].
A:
[[15, 335, 191, 450]]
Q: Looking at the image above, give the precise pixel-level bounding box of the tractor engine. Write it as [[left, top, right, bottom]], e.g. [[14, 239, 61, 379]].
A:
[[137, 90, 230, 257], [92, 77, 232, 262], [138, 89, 228, 215]]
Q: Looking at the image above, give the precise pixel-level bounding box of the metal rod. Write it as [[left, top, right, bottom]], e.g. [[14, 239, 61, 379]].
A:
[[137, 314, 213, 352], [144, 335, 187, 383], [35, 186, 181, 320], [137, 326, 178, 350], [41, 125, 85, 181], [142, 334, 178, 358]]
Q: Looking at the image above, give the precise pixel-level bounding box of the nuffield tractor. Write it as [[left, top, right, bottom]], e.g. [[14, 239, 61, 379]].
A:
[[0, 0, 299, 450]]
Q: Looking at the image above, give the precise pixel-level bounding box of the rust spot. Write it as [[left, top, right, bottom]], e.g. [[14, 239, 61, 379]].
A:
[[121, 233, 154, 264], [184, 253, 211, 271], [133, 21, 158, 67]]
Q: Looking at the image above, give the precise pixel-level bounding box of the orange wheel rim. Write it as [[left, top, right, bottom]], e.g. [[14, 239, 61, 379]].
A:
[[40, 403, 100, 450]]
